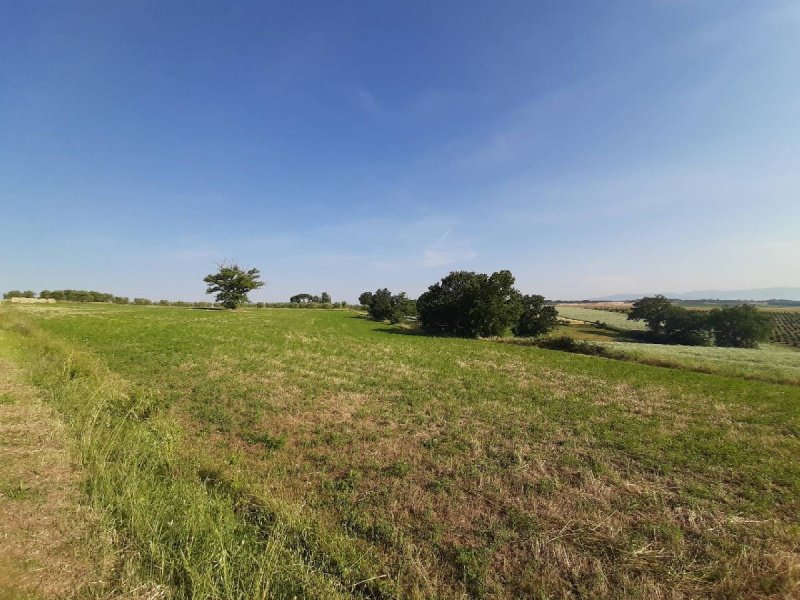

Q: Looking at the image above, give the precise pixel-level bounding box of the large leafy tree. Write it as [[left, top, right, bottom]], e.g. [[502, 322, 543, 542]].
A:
[[627, 295, 674, 335], [708, 305, 772, 348], [204, 263, 264, 309], [417, 270, 523, 337], [514, 294, 559, 337], [358, 291, 373, 307]]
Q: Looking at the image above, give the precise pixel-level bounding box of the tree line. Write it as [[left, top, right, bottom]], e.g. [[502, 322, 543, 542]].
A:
[[627, 295, 771, 348], [360, 270, 559, 338]]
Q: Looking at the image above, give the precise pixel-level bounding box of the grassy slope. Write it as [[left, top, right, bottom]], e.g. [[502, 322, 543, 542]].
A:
[[5, 303, 800, 599]]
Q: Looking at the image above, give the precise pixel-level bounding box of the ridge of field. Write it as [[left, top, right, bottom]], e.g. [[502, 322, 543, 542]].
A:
[[3, 303, 800, 599]]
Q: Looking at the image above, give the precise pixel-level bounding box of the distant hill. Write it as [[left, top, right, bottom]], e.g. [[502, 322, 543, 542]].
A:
[[590, 287, 800, 302]]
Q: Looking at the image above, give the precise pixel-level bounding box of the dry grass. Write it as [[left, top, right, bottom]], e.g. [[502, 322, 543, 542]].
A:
[[0, 352, 101, 599]]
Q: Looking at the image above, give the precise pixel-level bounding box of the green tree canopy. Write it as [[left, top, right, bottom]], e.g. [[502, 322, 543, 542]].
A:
[[417, 270, 523, 337], [358, 291, 373, 307], [627, 295, 674, 334], [204, 263, 264, 309], [708, 305, 772, 348], [513, 294, 559, 337], [290, 293, 313, 303], [362, 288, 416, 323]]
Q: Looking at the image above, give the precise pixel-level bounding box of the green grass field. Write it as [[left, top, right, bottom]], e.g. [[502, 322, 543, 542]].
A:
[[2, 302, 799, 599]]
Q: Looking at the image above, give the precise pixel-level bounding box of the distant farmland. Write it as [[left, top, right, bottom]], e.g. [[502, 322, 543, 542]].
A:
[[771, 312, 800, 347], [555, 305, 646, 330]]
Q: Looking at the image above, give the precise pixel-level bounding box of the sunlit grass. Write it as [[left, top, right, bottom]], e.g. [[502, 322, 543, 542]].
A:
[[3, 303, 799, 598]]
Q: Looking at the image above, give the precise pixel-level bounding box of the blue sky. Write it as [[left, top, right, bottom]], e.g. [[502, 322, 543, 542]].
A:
[[2, 1, 799, 301]]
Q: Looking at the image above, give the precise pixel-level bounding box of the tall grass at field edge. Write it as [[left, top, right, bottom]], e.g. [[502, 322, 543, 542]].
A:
[[0, 309, 395, 600]]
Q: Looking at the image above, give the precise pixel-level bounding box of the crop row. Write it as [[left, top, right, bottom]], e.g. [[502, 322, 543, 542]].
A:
[[770, 313, 800, 347]]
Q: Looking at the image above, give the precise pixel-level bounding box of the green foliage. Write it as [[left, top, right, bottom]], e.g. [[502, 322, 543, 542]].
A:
[[363, 288, 416, 323], [203, 263, 264, 309], [709, 305, 772, 348], [628, 295, 674, 334], [513, 294, 558, 337], [3, 289, 123, 302], [662, 307, 714, 346], [133, 297, 152, 305], [417, 270, 523, 337], [629, 298, 770, 348], [320, 291, 331, 303], [289, 293, 313, 303], [358, 291, 373, 307]]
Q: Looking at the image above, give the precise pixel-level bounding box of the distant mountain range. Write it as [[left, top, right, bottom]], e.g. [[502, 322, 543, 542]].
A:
[[590, 287, 800, 302]]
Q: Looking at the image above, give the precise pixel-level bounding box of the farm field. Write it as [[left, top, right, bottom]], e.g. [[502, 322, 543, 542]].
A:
[[1, 302, 799, 599], [771, 312, 800, 347], [555, 305, 647, 330], [554, 305, 800, 383]]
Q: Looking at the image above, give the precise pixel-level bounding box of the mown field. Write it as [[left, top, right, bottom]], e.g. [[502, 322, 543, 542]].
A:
[[2, 302, 799, 599]]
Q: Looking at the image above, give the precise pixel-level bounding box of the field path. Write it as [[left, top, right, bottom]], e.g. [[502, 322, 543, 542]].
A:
[[0, 347, 95, 598]]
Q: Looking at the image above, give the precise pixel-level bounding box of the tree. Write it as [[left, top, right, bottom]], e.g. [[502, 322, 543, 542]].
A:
[[513, 294, 559, 337], [358, 292, 373, 307], [628, 295, 674, 335], [368, 288, 393, 320], [320, 291, 331, 304], [3, 290, 23, 299], [363, 288, 416, 323], [204, 263, 264, 309], [290, 293, 313, 303], [708, 305, 772, 348], [417, 270, 523, 337], [662, 307, 714, 346]]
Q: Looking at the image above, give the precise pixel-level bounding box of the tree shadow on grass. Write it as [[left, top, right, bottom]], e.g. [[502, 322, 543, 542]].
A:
[[373, 326, 472, 339]]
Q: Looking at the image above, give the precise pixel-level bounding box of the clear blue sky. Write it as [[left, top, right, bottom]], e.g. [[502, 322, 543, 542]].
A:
[[2, 1, 799, 301]]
